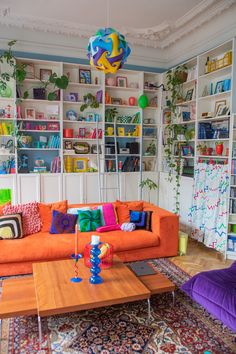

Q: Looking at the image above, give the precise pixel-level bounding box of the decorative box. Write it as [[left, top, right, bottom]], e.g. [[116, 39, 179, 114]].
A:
[[84, 242, 113, 269]]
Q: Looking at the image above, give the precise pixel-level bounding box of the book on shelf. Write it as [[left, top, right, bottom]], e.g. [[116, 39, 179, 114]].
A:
[[47, 135, 61, 148]]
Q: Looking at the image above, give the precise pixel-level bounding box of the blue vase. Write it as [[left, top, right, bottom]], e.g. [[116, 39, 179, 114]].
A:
[[89, 243, 103, 284]]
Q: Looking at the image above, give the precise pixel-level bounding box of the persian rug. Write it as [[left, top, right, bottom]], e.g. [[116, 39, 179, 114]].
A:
[[0, 258, 236, 354]]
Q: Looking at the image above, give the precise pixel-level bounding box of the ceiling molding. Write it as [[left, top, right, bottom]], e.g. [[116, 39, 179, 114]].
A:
[[0, 0, 235, 50]]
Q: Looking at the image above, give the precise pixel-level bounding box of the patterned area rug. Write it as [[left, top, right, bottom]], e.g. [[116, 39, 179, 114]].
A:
[[0, 258, 236, 354]]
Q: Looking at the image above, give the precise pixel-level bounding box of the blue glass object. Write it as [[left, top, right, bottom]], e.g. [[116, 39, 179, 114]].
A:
[[70, 253, 83, 283], [89, 242, 103, 284]]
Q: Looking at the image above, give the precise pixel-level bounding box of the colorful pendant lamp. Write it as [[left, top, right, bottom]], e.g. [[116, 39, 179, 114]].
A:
[[87, 1, 131, 74]]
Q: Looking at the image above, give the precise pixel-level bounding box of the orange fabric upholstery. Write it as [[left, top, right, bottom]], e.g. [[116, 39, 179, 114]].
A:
[[38, 200, 68, 232], [114, 200, 143, 223], [0, 200, 179, 276]]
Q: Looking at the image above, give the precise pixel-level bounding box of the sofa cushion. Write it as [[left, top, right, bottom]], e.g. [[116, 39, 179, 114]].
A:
[[114, 201, 143, 224], [102, 203, 117, 226], [50, 210, 77, 234], [0, 213, 23, 239], [0, 229, 159, 264], [181, 264, 236, 332], [39, 200, 68, 232], [0, 202, 11, 216], [78, 209, 101, 232], [3, 202, 41, 236]]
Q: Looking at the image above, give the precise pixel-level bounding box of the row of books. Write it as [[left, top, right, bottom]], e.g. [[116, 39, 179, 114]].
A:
[[48, 135, 61, 148], [232, 160, 236, 175], [229, 199, 236, 214]]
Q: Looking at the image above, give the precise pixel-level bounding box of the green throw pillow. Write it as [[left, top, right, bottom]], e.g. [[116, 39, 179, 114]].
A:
[[78, 209, 101, 232]]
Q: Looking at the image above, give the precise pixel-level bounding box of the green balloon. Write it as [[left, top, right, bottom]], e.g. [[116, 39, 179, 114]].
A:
[[138, 94, 148, 108]]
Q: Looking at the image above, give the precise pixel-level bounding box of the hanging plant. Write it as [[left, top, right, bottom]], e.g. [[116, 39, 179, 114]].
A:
[[164, 64, 187, 214], [80, 93, 99, 112], [0, 40, 69, 102]]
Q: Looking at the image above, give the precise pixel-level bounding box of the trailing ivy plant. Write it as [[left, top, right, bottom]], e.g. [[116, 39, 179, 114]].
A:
[[80, 93, 99, 112], [164, 64, 187, 214], [0, 40, 69, 102]]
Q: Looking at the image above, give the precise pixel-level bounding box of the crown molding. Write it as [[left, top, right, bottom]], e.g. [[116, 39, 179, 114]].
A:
[[0, 0, 235, 49]]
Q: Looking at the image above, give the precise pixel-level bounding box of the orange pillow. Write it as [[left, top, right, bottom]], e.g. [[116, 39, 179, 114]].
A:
[[39, 200, 68, 232], [114, 200, 143, 224], [0, 202, 11, 216]]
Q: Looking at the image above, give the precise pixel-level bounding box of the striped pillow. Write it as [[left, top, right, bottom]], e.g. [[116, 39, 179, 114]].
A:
[[0, 213, 23, 239]]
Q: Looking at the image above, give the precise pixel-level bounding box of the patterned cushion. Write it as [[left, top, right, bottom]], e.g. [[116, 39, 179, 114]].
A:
[[78, 209, 101, 232], [3, 202, 41, 236], [50, 210, 77, 234], [130, 211, 147, 229], [0, 213, 23, 239], [145, 211, 153, 231]]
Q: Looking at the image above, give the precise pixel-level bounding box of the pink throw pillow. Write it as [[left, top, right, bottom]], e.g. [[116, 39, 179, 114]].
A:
[[3, 202, 41, 236], [96, 224, 121, 232], [102, 203, 117, 226]]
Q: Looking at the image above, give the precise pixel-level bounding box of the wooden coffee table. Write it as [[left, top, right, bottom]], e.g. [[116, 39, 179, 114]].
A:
[[0, 256, 175, 347]]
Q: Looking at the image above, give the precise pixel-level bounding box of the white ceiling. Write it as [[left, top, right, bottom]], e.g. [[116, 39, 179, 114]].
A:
[[0, 0, 236, 68]]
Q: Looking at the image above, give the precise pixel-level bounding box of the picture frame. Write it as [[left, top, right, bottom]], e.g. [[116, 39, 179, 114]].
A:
[[182, 145, 194, 156], [25, 108, 35, 119], [118, 127, 125, 136], [216, 105, 230, 117], [116, 76, 127, 87], [25, 63, 35, 79], [79, 69, 91, 84], [91, 144, 102, 154], [36, 112, 45, 120], [111, 98, 122, 105], [40, 69, 52, 81], [214, 81, 224, 94], [214, 99, 226, 116], [64, 140, 73, 150], [185, 89, 194, 101], [78, 128, 86, 138], [73, 157, 88, 172]]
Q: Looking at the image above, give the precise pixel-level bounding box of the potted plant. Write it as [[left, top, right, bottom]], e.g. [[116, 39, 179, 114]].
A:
[[215, 142, 224, 155], [145, 141, 156, 156], [80, 93, 99, 112], [139, 178, 158, 203], [197, 143, 207, 155], [105, 107, 118, 122]]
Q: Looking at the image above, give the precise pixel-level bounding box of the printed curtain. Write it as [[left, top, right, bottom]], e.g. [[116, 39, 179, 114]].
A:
[[189, 162, 229, 252]]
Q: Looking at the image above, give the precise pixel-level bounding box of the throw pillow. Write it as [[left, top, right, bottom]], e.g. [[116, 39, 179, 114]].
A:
[[114, 201, 143, 224], [0, 202, 11, 216], [121, 223, 136, 232], [78, 209, 101, 232], [130, 210, 147, 229], [96, 224, 121, 232], [39, 200, 68, 232], [50, 210, 77, 234], [102, 203, 117, 226], [145, 211, 153, 231], [3, 202, 41, 236], [0, 213, 23, 239]]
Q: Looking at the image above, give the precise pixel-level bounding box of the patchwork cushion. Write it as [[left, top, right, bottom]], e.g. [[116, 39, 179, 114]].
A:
[[0, 213, 23, 239], [181, 263, 236, 332], [78, 209, 101, 232], [130, 211, 146, 229], [102, 203, 117, 226], [3, 202, 41, 236], [39, 200, 68, 232], [50, 210, 77, 234]]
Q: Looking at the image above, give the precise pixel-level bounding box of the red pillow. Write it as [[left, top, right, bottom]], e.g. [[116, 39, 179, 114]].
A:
[[3, 202, 41, 236]]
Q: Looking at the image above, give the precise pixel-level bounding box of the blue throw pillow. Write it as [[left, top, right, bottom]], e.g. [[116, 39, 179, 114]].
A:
[[50, 210, 77, 234], [130, 211, 147, 229]]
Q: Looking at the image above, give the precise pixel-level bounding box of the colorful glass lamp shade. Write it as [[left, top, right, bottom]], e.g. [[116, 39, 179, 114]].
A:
[[88, 27, 131, 74]]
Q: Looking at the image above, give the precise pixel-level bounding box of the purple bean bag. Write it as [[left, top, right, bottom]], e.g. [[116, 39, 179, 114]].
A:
[[181, 261, 236, 332]]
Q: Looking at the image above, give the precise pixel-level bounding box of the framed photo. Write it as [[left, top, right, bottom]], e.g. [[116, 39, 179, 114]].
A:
[[118, 127, 125, 136], [36, 112, 45, 120], [64, 140, 73, 150], [111, 98, 122, 105], [182, 145, 194, 156], [25, 63, 35, 79], [91, 144, 102, 154], [25, 108, 35, 119], [73, 157, 88, 172], [214, 100, 226, 116], [78, 128, 86, 138], [217, 105, 230, 117], [185, 89, 194, 101], [214, 81, 224, 94], [79, 69, 91, 84], [40, 69, 52, 81], [116, 76, 127, 87]]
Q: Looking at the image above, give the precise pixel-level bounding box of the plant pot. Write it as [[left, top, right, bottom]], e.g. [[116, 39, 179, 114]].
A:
[[215, 143, 223, 156]]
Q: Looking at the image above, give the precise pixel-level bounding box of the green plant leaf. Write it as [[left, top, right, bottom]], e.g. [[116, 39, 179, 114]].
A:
[[23, 91, 29, 99], [48, 91, 57, 101], [55, 75, 69, 89]]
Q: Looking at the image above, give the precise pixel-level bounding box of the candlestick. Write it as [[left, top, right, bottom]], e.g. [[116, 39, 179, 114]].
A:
[[89, 240, 103, 285], [75, 224, 78, 255]]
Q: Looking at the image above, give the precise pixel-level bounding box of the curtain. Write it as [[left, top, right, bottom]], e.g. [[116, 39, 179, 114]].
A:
[[189, 162, 229, 252]]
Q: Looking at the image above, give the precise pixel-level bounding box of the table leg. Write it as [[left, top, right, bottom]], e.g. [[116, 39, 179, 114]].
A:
[[172, 291, 175, 306], [147, 298, 151, 324], [38, 315, 42, 349]]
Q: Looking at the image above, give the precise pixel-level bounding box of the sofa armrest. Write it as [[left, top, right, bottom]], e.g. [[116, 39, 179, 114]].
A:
[[152, 211, 179, 256]]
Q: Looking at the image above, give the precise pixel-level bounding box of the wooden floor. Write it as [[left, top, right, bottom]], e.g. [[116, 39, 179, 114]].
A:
[[170, 239, 233, 276]]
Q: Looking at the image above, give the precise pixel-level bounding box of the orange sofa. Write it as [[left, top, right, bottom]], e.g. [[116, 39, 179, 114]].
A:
[[0, 201, 179, 276]]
